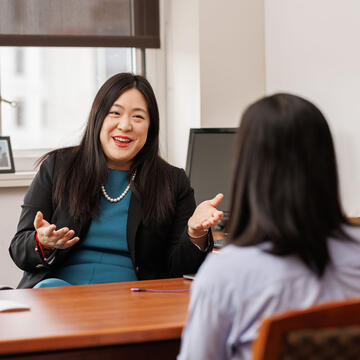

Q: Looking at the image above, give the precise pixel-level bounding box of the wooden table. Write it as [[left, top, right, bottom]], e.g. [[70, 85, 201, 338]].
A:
[[0, 278, 192, 360]]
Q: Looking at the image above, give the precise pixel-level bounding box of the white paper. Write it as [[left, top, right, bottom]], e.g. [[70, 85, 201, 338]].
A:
[[0, 300, 30, 312]]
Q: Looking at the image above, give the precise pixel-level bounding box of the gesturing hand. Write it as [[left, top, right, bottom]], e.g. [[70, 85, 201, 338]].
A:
[[34, 211, 80, 249], [188, 193, 224, 238]]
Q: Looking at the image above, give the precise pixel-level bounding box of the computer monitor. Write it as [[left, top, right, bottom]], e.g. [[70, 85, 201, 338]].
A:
[[185, 128, 237, 218]]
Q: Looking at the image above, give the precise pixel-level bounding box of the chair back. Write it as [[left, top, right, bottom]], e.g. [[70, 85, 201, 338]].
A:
[[349, 217, 360, 225], [252, 298, 360, 360]]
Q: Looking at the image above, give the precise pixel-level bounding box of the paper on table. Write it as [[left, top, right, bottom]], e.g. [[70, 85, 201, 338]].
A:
[[183, 274, 195, 280], [0, 300, 30, 312]]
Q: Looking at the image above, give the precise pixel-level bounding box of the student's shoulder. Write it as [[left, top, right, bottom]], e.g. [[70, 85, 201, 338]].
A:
[[329, 224, 360, 264], [193, 243, 309, 300], [198, 244, 263, 269], [193, 245, 264, 288], [342, 223, 360, 239]]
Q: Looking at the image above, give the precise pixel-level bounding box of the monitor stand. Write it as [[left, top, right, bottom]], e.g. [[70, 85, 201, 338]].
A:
[[212, 217, 228, 248]]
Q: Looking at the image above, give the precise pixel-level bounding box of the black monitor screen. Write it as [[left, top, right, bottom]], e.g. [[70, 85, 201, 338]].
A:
[[185, 128, 237, 215]]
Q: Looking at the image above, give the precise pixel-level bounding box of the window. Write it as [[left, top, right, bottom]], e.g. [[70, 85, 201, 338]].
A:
[[14, 99, 24, 127], [0, 0, 160, 48], [0, 47, 134, 155], [14, 48, 24, 74], [0, 0, 160, 172]]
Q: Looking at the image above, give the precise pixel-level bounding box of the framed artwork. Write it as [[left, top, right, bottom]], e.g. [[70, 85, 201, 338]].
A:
[[0, 136, 15, 173]]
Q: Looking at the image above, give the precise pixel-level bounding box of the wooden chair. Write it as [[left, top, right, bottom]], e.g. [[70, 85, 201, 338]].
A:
[[252, 298, 360, 360]]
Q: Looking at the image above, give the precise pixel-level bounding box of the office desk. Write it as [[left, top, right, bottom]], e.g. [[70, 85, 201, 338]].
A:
[[0, 278, 192, 360]]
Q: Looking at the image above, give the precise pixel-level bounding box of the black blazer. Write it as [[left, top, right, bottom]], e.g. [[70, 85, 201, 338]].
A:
[[9, 152, 213, 288]]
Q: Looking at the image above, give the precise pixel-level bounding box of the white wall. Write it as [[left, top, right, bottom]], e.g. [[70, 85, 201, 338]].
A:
[[199, 0, 265, 128], [0, 187, 26, 287], [265, 0, 360, 216], [163, 0, 201, 168], [164, 0, 265, 168], [146, 1, 168, 160]]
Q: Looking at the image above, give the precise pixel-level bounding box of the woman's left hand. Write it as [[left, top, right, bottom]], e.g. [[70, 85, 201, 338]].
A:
[[188, 193, 224, 238]]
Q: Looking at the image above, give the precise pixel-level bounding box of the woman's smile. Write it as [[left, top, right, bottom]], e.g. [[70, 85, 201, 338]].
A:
[[113, 135, 132, 147]]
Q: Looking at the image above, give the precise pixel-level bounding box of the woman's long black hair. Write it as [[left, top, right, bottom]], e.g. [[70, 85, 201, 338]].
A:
[[41, 73, 175, 227], [227, 93, 351, 276]]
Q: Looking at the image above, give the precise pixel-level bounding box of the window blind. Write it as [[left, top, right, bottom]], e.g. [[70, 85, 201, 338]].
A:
[[0, 0, 160, 48]]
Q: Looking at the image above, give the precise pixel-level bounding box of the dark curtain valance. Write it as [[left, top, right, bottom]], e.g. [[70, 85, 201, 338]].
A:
[[0, 0, 160, 48]]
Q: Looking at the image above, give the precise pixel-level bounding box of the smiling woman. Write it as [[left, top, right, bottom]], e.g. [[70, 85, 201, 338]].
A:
[[9, 73, 224, 289], [100, 88, 150, 170]]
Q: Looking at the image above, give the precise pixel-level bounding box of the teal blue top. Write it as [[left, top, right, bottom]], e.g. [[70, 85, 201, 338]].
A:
[[50, 169, 137, 285]]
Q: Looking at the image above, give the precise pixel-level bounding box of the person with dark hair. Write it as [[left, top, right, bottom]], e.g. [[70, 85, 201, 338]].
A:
[[9, 73, 223, 289], [178, 93, 360, 360]]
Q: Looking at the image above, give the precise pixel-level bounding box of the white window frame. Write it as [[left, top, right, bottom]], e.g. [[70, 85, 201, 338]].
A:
[[0, 0, 167, 185], [0, 52, 137, 185]]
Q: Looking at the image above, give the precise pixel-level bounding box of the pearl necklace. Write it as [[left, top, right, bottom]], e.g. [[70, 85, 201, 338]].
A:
[[101, 170, 136, 203]]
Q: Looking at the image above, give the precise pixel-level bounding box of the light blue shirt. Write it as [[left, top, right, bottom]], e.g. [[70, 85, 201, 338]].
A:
[[178, 225, 360, 360]]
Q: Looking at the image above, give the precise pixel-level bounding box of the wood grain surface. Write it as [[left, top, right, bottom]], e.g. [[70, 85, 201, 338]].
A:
[[0, 278, 192, 356]]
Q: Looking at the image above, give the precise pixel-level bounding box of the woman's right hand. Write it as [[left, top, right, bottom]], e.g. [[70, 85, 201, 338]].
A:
[[34, 211, 80, 249]]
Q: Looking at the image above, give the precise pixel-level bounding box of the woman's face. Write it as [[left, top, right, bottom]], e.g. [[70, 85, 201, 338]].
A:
[[100, 88, 150, 170]]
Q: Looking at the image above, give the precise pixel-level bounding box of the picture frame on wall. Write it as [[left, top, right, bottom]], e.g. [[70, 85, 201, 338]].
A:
[[0, 136, 15, 173]]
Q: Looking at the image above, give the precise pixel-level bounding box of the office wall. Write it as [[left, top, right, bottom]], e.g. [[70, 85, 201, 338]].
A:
[[164, 0, 265, 168], [163, 0, 201, 168], [0, 187, 25, 287], [199, 0, 265, 129], [265, 0, 360, 216]]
